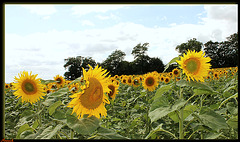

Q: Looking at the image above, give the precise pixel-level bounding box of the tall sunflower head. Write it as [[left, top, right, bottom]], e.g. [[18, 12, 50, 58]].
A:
[[12, 71, 46, 104], [67, 64, 111, 119], [142, 72, 159, 92], [176, 50, 211, 82]]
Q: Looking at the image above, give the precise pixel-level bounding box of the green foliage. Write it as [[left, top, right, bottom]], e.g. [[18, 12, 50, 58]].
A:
[[204, 32, 238, 68], [175, 38, 203, 55], [63, 56, 96, 80]]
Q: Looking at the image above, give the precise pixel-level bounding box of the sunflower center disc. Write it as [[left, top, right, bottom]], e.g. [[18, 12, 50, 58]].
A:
[[80, 77, 103, 109], [22, 81, 37, 95], [185, 59, 200, 74], [146, 77, 154, 86], [56, 78, 62, 84], [174, 70, 179, 75]]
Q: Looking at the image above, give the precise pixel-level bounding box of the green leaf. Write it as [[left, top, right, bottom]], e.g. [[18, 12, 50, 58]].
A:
[[40, 79, 57, 85], [50, 87, 69, 97], [16, 124, 32, 139], [176, 80, 215, 93], [150, 94, 170, 112], [96, 127, 129, 139], [66, 114, 100, 135], [226, 116, 238, 129], [42, 98, 55, 106], [226, 102, 238, 115], [32, 120, 39, 129], [168, 104, 197, 123], [41, 124, 64, 139], [219, 93, 238, 109], [48, 100, 63, 115], [193, 89, 212, 96], [199, 107, 228, 132], [35, 126, 53, 139], [68, 76, 82, 86], [149, 97, 187, 123], [145, 124, 177, 139], [205, 132, 223, 139], [223, 85, 237, 97], [15, 98, 22, 108], [163, 57, 179, 73], [153, 84, 172, 100]]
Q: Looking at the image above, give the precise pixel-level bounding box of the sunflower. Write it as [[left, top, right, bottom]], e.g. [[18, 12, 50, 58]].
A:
[[54, 75, 65, 88], [126, 76, 133, 86], [172, 68, 180, 77], [176, 50, 211, 82], [164, 76, 171, 84], [159, 75, 165, 82], [69, 83, 80, 93], [213, 72, 219, 80], [12, 71, 45, 104], [48, 83, 57, 92], [142, 72, 159, 92], [133, 77, 141, 87], [5, 83, 10, 89], [121, 76, 127, 84], [107, 81, 119, 101], [67, 65, 110, 119]]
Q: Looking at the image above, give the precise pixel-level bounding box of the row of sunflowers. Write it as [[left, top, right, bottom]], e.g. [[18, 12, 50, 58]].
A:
[[4, 50, 238, 139]]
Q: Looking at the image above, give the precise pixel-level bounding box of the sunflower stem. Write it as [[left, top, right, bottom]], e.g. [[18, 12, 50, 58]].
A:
[[179, 73, 184, 139], [37, 100, 42, 127], [146, 91, 151, 136], [70, 129, 74, 139]]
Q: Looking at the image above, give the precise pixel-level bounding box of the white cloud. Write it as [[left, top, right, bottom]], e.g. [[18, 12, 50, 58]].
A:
[[71, 4, 126, 17], [21, 4, 57, 16], [80, 20, 95, 26], [204, 5, 238, 22], [96, 13, 120, 20]]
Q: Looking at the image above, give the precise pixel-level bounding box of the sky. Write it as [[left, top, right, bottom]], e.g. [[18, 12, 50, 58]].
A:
[[5, 4, 238, 83]]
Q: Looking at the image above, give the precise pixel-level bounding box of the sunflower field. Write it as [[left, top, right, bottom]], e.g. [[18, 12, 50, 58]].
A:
[[4, 50, 238, 140]]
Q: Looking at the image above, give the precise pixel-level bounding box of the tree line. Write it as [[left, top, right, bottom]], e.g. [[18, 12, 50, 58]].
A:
[[63, 32, 238, 80]]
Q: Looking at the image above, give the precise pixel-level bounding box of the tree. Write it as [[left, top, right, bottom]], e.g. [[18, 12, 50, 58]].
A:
[[203, 41, 220, 68], [175, 38, 203, 55], [101, 49, 126, 76], [131, 43, 149, 59], [204, 32, 238, 68], [147, 57, 165, 73], [63, 56, 96, 80], [131, 43, 150, 74]]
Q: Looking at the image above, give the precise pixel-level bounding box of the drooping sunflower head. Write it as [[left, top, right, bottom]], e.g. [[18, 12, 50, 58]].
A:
[[126, 76, 133, 86], [107, 81, 119, 101], [176, 50, 211, 82], [12, 71, 46, 104], [142, 72, 159, 92], [67, 64, 111, 119], [121, 76, 127, 84], [69, 83, 80, 93], [133, 77, 141, 87], [54, 75, 65, 88]]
